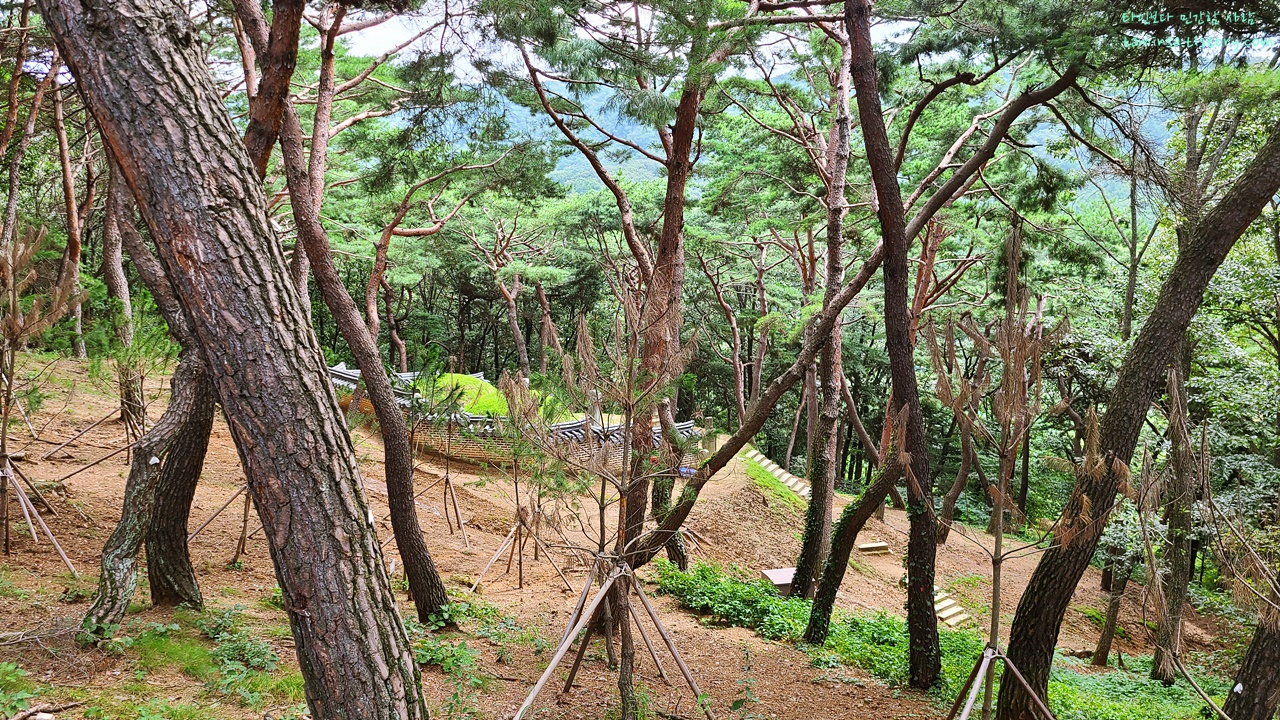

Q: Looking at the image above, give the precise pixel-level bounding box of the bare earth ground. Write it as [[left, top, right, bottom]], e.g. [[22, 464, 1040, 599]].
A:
[[0, 358, 1232, 719]]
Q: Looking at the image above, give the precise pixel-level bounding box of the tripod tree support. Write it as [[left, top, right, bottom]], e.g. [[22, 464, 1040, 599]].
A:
[[946, 646, 1054, 720], [516, 562, 712, 720]]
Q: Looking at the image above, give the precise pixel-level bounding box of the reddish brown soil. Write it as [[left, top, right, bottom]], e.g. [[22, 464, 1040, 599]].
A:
[[0, 358, 1230, 719]]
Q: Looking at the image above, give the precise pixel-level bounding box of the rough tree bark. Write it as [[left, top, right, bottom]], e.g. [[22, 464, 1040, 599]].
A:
[[847, 0, 939, 687], [85, 167, 217, 622], [999, 124, 1280, 720], [111, 176, 216, 609], [791, 40, 851, 600], [1223, 598, 1280, 720], [233, 0, 450, 622], [41, 2, 429, 716], [84, 348, 207, 627]]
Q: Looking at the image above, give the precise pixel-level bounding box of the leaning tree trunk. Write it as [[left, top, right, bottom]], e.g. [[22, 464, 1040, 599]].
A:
[[791, 45, 850, 601], [804, 456, 902, 644], [848, 0, 940, 688], [232, 0, 450, 622], [112, 156, 214, 610], [41, 3, 429, 717], [1152, 366, 1195, 684], [85, 349, 207, 628], [998, 123, 1280, 720], [146, 373, 215, 607], [1092, 557, 1134, 667], [937, 428, 974, 544]]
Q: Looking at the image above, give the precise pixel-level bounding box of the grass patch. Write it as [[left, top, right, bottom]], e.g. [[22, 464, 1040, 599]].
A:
[[1049, 656, 1230, 720], [654, 562, 1229, 720], [1076, 606, 1129, 640], [742, 456, 805, 511], [418, 373, 509, 416], [0, 571, 29, 600], [653, 560, 985, 696]]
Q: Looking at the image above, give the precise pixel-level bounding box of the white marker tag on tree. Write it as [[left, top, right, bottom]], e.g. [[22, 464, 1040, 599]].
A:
[[149, 456, 161, 465]]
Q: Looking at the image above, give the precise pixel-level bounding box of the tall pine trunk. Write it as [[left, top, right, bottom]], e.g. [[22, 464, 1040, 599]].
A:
[[847, 0, 940, 687], [791, 42, 850, 600], [232, 0, 450, 622], [42, 2, 429, 715], [998, 124, 1280, 720]]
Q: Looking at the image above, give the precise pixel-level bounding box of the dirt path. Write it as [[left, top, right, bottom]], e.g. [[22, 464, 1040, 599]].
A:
[[0, 358, 1231, 719]]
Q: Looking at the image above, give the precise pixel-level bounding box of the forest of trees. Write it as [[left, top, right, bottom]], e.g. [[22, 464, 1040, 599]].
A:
[[2, 0, 1280, 719]]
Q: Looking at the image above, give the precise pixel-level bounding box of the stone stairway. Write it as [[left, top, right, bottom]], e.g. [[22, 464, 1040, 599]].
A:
[[742, 447, 811, 499], [933, 586, 973, 628], [739, 447, 974, 628]]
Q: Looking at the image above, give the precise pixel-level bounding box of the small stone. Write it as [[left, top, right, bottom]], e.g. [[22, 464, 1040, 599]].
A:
[[31, 713, 56, 720]]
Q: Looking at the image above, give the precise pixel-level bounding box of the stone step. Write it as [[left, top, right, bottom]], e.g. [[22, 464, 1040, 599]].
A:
[[857, 541, 891, 555], [938, 605, 965, 621], [935, 598, 958, 612], [944, 613, 972, 627]]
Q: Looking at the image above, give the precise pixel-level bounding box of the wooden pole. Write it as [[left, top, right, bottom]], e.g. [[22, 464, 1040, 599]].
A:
[[469, 523, 519, 593], [10, 476, 76, 576], [40, 409, 116, 459], [628, 597, 670, 684], [945, 650, 989, 720], [997, 653, 1056, 720], [9, 462, 55, 515], [530, 531, 573, 591], [53, 442, 136, 484], [561, 623, 596, 692], [448, 477, 469, 548], [561, 557, 601, 647], [13, 469, 37, 543], [187, 484, 245, 542], [513, 572, 618, 720], [955, 650, 993, 720], [632, 570, 714, 720]]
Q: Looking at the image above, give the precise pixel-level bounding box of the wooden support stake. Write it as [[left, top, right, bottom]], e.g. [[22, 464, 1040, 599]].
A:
[[997, 653, 1056, 720], [53, 442, 136, 484], [629, 596, 670, 684], [470, 524, 519, 593], [633, 572, 714, 720], [513, 572, 618, 720], [530, 531, 574, 591], [40, 410, 116, 459], [9, 476, 76, 577], [951, 649, 993, 720], [13, 471, 37, 543], [561, 622, 596, 693], [188, 484, 245, 543], [945, 649, 989, 720], [9, 462, 55, 515], [561, 557, 601, 647], [447, 477, 469, 548]]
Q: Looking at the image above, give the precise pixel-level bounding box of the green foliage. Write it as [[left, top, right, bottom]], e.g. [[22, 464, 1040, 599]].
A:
[[419, 373, 509, 416], [742, 455, 805, 511], [653, 561, 985, 695], [0, 662, 36, 717], [1048, 656, 1231, 720]]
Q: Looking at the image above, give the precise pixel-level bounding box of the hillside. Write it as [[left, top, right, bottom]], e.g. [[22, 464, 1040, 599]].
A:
[[0, 358, 1244, 720]]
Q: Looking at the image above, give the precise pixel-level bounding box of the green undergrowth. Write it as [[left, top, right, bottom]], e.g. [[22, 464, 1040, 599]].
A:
[[653, 562, 1228, 720], [742, 456, 805, 512], [71, 605, 303, 718], [405, 591, 552, 718], [653, 560, 984, 695], [1049, 656, 1231, 720]]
